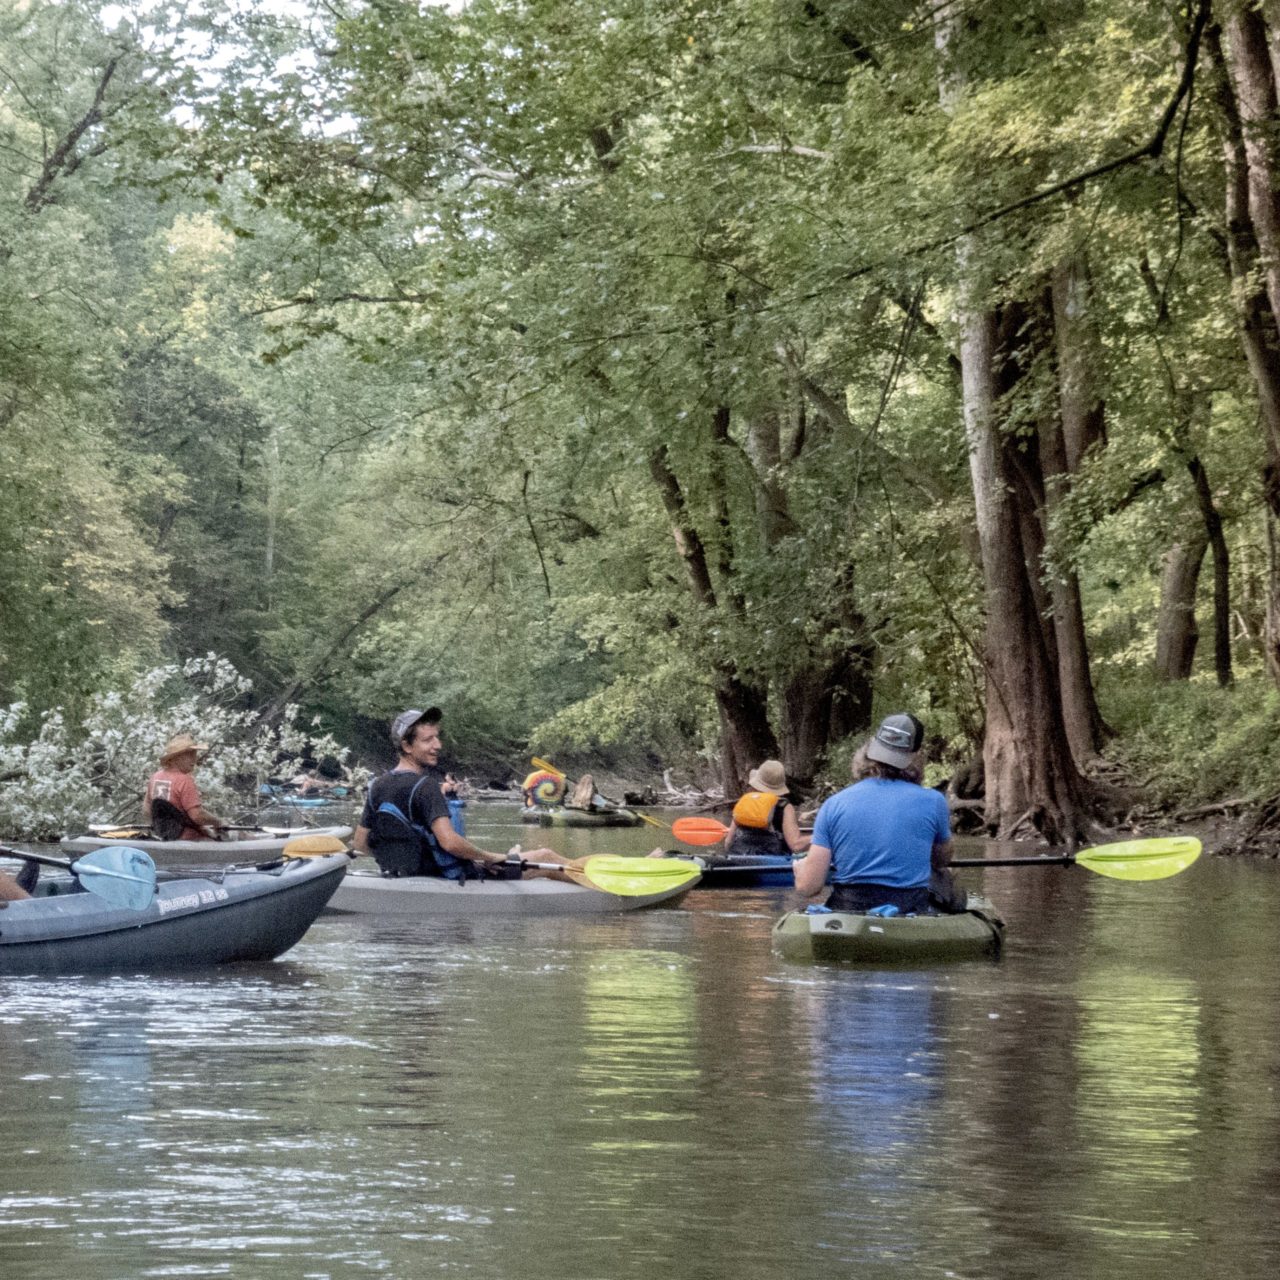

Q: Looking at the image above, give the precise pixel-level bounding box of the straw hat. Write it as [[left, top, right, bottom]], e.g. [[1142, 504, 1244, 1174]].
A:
[[160, 733, 208, 763], [747, 759, 789, 795]]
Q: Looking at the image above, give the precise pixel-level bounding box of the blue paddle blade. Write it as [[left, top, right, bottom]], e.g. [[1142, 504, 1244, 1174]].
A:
[[70, 847, 157, 911]]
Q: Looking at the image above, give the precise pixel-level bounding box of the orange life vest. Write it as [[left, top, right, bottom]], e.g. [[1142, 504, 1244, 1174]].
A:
[[732, 790, 782, 830]]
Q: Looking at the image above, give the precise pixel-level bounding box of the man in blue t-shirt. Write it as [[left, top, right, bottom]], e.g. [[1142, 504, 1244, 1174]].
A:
[[794, 713, 965, 914]]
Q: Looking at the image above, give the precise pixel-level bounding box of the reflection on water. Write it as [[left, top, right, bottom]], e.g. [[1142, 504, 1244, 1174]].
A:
[[578, 950, 697, 1142], [1076, 973, 1200, 1204], [2, 810, 1280, 1278], [798, 977, 941, 1267]]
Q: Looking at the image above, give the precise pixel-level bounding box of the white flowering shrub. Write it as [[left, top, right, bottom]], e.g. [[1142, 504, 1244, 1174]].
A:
[[0, 655, 362, 840]]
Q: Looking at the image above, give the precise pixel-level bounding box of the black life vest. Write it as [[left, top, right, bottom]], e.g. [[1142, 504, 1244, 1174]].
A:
[[368, 772, 470, 880]]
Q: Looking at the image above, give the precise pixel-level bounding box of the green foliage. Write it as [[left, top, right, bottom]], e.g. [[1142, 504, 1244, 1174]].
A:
[[0, 655, 355, 840], [3, 0, 1280, 819], [1101, 672, 1280, 809]]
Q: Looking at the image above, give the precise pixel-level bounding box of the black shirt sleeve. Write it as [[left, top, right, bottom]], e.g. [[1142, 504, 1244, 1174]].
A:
[[409, 771, 452, 832]]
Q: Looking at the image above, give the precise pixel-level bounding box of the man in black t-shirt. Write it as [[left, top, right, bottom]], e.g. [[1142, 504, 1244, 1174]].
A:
[[353, 707, 568, 878]]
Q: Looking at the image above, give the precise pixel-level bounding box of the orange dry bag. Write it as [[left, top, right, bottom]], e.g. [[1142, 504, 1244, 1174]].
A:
[[732, 790, 780, 830]]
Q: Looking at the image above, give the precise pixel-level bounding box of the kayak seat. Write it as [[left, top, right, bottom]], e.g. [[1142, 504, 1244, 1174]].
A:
[[15, 859, 39, 895]]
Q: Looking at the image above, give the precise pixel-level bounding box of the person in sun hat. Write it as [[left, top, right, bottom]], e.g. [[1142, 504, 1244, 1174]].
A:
[[793, 713, 965, 914], [723, 759, 810, 857], [143, 733, 227, 841], [352, 707, 575, 880]]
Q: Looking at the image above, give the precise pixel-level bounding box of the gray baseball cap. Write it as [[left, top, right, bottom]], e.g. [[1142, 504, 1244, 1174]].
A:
[[391, 707, 442, 744], [865, 713, 925, 768]]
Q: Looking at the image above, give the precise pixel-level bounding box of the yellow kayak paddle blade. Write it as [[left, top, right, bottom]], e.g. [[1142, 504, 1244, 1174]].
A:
[[283, 834, 351, 859], [577, 854, 701, 896], [1073, 837, 1202, 881]]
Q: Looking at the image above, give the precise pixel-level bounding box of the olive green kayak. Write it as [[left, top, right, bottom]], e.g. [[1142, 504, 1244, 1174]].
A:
[[772, 895, 1004, 964], [519, 806, 642, 828]]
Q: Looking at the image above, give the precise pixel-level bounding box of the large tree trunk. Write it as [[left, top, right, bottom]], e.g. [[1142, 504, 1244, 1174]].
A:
[[1186, 451, 1234, 686], [648, 442, 777, 796], [744, 411, 800, 544], [780, 634, 875, 786], [1154, 532, 1209, 680], [716, 676, 781, 796], [1045, 259, 1109, 762], [1214, 20, 1280, 467], [936, 13, 1090, 843], [1223, 5, 1280, 333], [1268, 511, 1280, 681], [1211, 18, 1280, 679], [956, 304, 1090, 843]]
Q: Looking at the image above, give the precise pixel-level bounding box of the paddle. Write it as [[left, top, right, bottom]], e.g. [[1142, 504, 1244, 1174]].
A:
[[671, 816, 738, 846], [1, 845, 157, 910], [551, 854, 700, 896], [531, 756, 667, 830], [285, 836, 701, 896], [950, 836, 1202, 881], [672, 818, 1199, 882]]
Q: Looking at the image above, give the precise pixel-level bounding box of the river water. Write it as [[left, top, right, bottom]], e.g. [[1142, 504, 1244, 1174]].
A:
[[2, 804, 1278, 1278]]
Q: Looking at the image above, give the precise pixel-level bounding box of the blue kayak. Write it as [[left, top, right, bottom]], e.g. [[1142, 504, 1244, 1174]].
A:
[[655, 852, 815, 888], [260, 785, 339, 808]]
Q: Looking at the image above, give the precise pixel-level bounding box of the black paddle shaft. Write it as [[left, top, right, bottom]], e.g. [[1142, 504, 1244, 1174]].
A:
[[949, 854, 1076, 869], [0, 846, 78, 873]]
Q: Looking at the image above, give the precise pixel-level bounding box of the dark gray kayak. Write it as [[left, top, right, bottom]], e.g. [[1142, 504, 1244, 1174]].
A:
[[0, 854, 348, 975], [519, 806, 642, 828]]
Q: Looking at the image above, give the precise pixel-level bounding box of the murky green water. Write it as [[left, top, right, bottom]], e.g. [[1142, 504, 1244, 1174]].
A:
[[3, 805, 1279, 1278]]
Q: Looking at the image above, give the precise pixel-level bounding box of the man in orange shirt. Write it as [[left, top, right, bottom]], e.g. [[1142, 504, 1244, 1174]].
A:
[[144, 734, 227, 840]]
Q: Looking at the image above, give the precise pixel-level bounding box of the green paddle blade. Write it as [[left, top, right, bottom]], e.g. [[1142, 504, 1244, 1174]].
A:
[[70, 847, 157, 910], [578, 855, 701, 896], [1074, 837, 1202, 881]]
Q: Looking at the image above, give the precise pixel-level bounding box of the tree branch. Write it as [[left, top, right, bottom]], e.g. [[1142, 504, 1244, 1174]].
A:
[[25, 54, 122, 212], [649, 444, 718, 609], [715, 143, 833, 161], [521, 470, 553, 599]]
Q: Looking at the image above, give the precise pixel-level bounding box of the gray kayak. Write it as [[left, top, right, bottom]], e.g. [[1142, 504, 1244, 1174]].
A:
[[328, 868, 697, 916], [0, 854, 349, 976], [772, 895, 1005, 965], [61, 825, 352, 866]]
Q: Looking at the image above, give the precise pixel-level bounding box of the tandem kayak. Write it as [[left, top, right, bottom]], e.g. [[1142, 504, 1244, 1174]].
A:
[[519, 806, 643, 828], [328, 866, 698, 916], [61, 825, 353, 866], [0, 854, 349, 975], [772, 896, 1004, 965]]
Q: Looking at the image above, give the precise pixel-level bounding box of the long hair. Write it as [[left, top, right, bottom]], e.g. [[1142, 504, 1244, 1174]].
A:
[[850, 744, 924, 785]]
